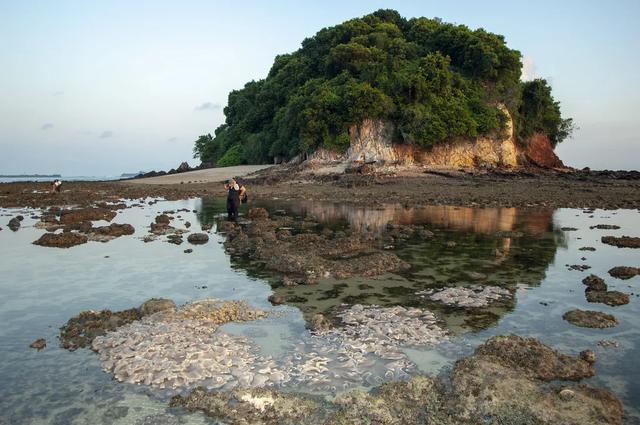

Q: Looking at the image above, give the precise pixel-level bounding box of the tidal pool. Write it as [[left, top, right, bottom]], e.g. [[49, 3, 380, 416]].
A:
[[0, 199, 638, 424]]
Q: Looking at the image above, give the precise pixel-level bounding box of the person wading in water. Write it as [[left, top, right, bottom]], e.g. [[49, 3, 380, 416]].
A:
[[224, 178, 241, 221]]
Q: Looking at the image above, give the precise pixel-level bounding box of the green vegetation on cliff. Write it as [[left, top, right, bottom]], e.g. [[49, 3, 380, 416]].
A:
[[194, 9, 572, 165]]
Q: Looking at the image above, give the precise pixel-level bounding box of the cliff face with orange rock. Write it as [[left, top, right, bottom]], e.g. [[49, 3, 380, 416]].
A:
[[312, 104, 564, 169]]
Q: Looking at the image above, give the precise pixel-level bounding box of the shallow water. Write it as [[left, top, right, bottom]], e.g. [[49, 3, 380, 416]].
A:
[[0, 199, 639, 424]]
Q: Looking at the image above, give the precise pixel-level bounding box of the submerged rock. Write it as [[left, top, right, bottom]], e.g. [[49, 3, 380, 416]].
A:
[[170, 387, 321, 425], [220, 213, 409, 284], [33, 232, 88, 248], [608, 266, 639, 280], [563, 309, 618, 328], [601, 235, 640, 248]]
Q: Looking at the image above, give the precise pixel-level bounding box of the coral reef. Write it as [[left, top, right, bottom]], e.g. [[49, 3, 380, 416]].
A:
[[417, 285, 512, 308]]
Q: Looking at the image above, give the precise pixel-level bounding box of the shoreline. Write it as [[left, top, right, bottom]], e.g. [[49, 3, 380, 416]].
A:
[[1, 165, 639, 210]]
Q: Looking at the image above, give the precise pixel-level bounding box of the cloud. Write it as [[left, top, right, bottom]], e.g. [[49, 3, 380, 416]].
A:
[[521, 56, 537, 81], [194, 101, 221, 111], [41, 123, 54, 130], [99, 130, 114, 138]]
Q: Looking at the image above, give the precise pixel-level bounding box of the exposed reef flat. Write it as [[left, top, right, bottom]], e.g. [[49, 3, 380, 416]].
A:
[[2, 166, 640, 210], [170, 335, 623, 425]]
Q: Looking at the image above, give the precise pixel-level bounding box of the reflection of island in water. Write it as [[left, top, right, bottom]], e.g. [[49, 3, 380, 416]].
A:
[[195, 198, 564, 334]]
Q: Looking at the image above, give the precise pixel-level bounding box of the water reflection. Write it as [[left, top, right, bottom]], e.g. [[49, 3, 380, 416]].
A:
[[197, 199, 564, 335]]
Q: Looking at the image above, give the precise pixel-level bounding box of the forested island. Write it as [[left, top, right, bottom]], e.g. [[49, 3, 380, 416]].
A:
[[193, 9, 573, 168]]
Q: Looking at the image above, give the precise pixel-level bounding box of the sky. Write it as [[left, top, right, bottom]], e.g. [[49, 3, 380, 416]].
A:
[[1, 0, 639, 175]]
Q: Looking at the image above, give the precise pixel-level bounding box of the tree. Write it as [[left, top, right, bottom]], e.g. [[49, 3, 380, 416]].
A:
[[196, 9, 571, 163]]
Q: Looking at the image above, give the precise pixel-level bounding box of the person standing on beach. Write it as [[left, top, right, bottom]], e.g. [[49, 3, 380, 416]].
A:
[[224, 178, 241, 220]]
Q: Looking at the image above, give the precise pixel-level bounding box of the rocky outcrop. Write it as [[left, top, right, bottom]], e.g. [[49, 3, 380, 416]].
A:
[[521, 133, 564, 168], [59, 208, 117, 224], [601, 235, 640, 248], [608, 266, 639, 280], [563, 309, 618, 328], [33, 232, 88, 248], [347, 119, 397, 163]]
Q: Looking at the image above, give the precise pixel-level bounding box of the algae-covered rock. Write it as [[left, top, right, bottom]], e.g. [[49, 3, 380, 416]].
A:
[[139, 298, 176, 316], [59, 308, 141, 350], [60, 207, 117, 224], [601, 235, 640, 248], [170, 386, 321, 425], [585, 290, 630, 306], [187, 233, 209, 244], [582, 274, 607, 291], [608, 266, 639, 280], [563, 309, 618, 328], [33, 232, 88, 248], [473, 335, 594, 381]]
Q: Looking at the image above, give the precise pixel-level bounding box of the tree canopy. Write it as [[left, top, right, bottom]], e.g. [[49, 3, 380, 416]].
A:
[[193, 9, 572, 165]]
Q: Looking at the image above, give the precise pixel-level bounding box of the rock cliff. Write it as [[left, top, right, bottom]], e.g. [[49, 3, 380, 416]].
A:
[[310, 104, 564, 170]]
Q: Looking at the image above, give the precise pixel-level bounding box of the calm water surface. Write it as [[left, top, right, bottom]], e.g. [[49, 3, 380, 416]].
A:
[[0, 199, 638, 424]]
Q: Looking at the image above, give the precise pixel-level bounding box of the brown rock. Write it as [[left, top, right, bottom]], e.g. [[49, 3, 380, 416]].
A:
[[268, 294, 284, 305], [30, 338, 46, 350], [139, 298, 176, 316], [247, 208, 269, 220], [473, 335, 594, 381], [155, 214, 171, 225], [580, 349, 596, 364], [585, 290, 630, 306], [33, 232, 88, 248], [60, 208, 116, 224], [582, 274, 607, 291], [608, 266, 639, 280], [187, 233, 209, 244], [563, 309, 618, 328], [601, 235, 640, 248]]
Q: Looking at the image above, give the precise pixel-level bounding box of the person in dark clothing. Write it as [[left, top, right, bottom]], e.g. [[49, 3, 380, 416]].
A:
[[224, 178, 241, 220]]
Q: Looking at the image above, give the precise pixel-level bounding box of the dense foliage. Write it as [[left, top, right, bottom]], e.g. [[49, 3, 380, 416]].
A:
[[194, 9, 572, 165]]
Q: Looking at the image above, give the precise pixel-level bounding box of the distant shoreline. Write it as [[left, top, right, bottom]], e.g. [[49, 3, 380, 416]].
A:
[[0, 174, 61, 178]]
